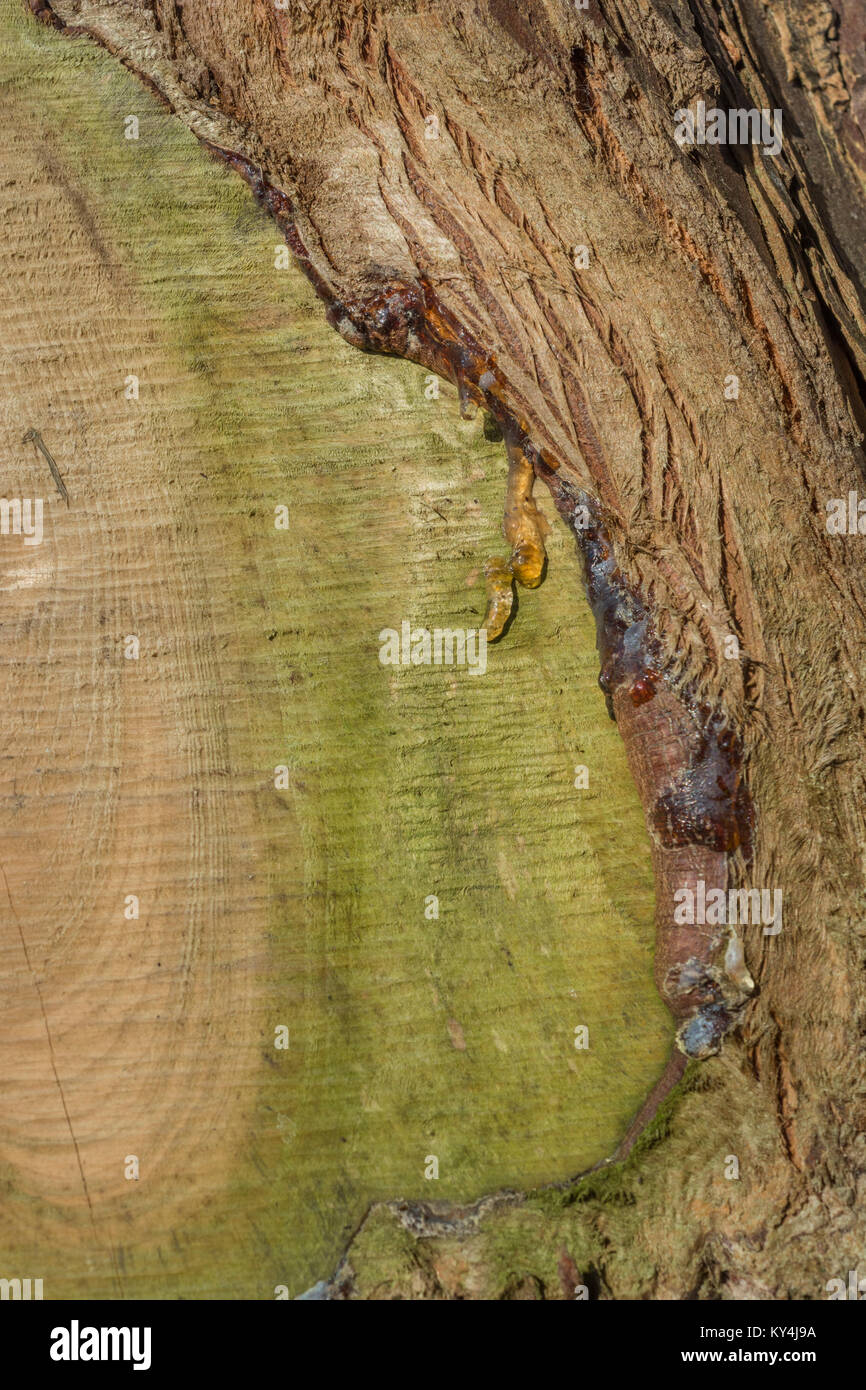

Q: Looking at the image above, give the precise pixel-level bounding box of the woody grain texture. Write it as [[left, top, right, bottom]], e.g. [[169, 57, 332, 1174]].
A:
[[7, 0, 866, 1296]]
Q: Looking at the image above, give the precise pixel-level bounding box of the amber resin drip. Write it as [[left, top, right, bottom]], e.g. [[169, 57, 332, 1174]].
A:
[[481, 425, 549, 639]]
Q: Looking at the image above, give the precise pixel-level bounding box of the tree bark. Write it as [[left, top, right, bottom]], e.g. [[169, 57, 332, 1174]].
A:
[[29, 0, 866, 1297]]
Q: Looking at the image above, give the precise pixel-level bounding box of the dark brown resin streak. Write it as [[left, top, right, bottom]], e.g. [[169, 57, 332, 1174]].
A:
[[537, 469, 756, 1068]]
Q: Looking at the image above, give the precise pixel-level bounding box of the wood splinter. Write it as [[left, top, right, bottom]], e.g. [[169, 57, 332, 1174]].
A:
[[481, 433, 548, 639], [22, 427, 69, 506]]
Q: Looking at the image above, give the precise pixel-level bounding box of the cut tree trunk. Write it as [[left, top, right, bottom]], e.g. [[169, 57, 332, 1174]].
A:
[[24, 0, 866, 1298], [1, 2, 669, 1300]]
